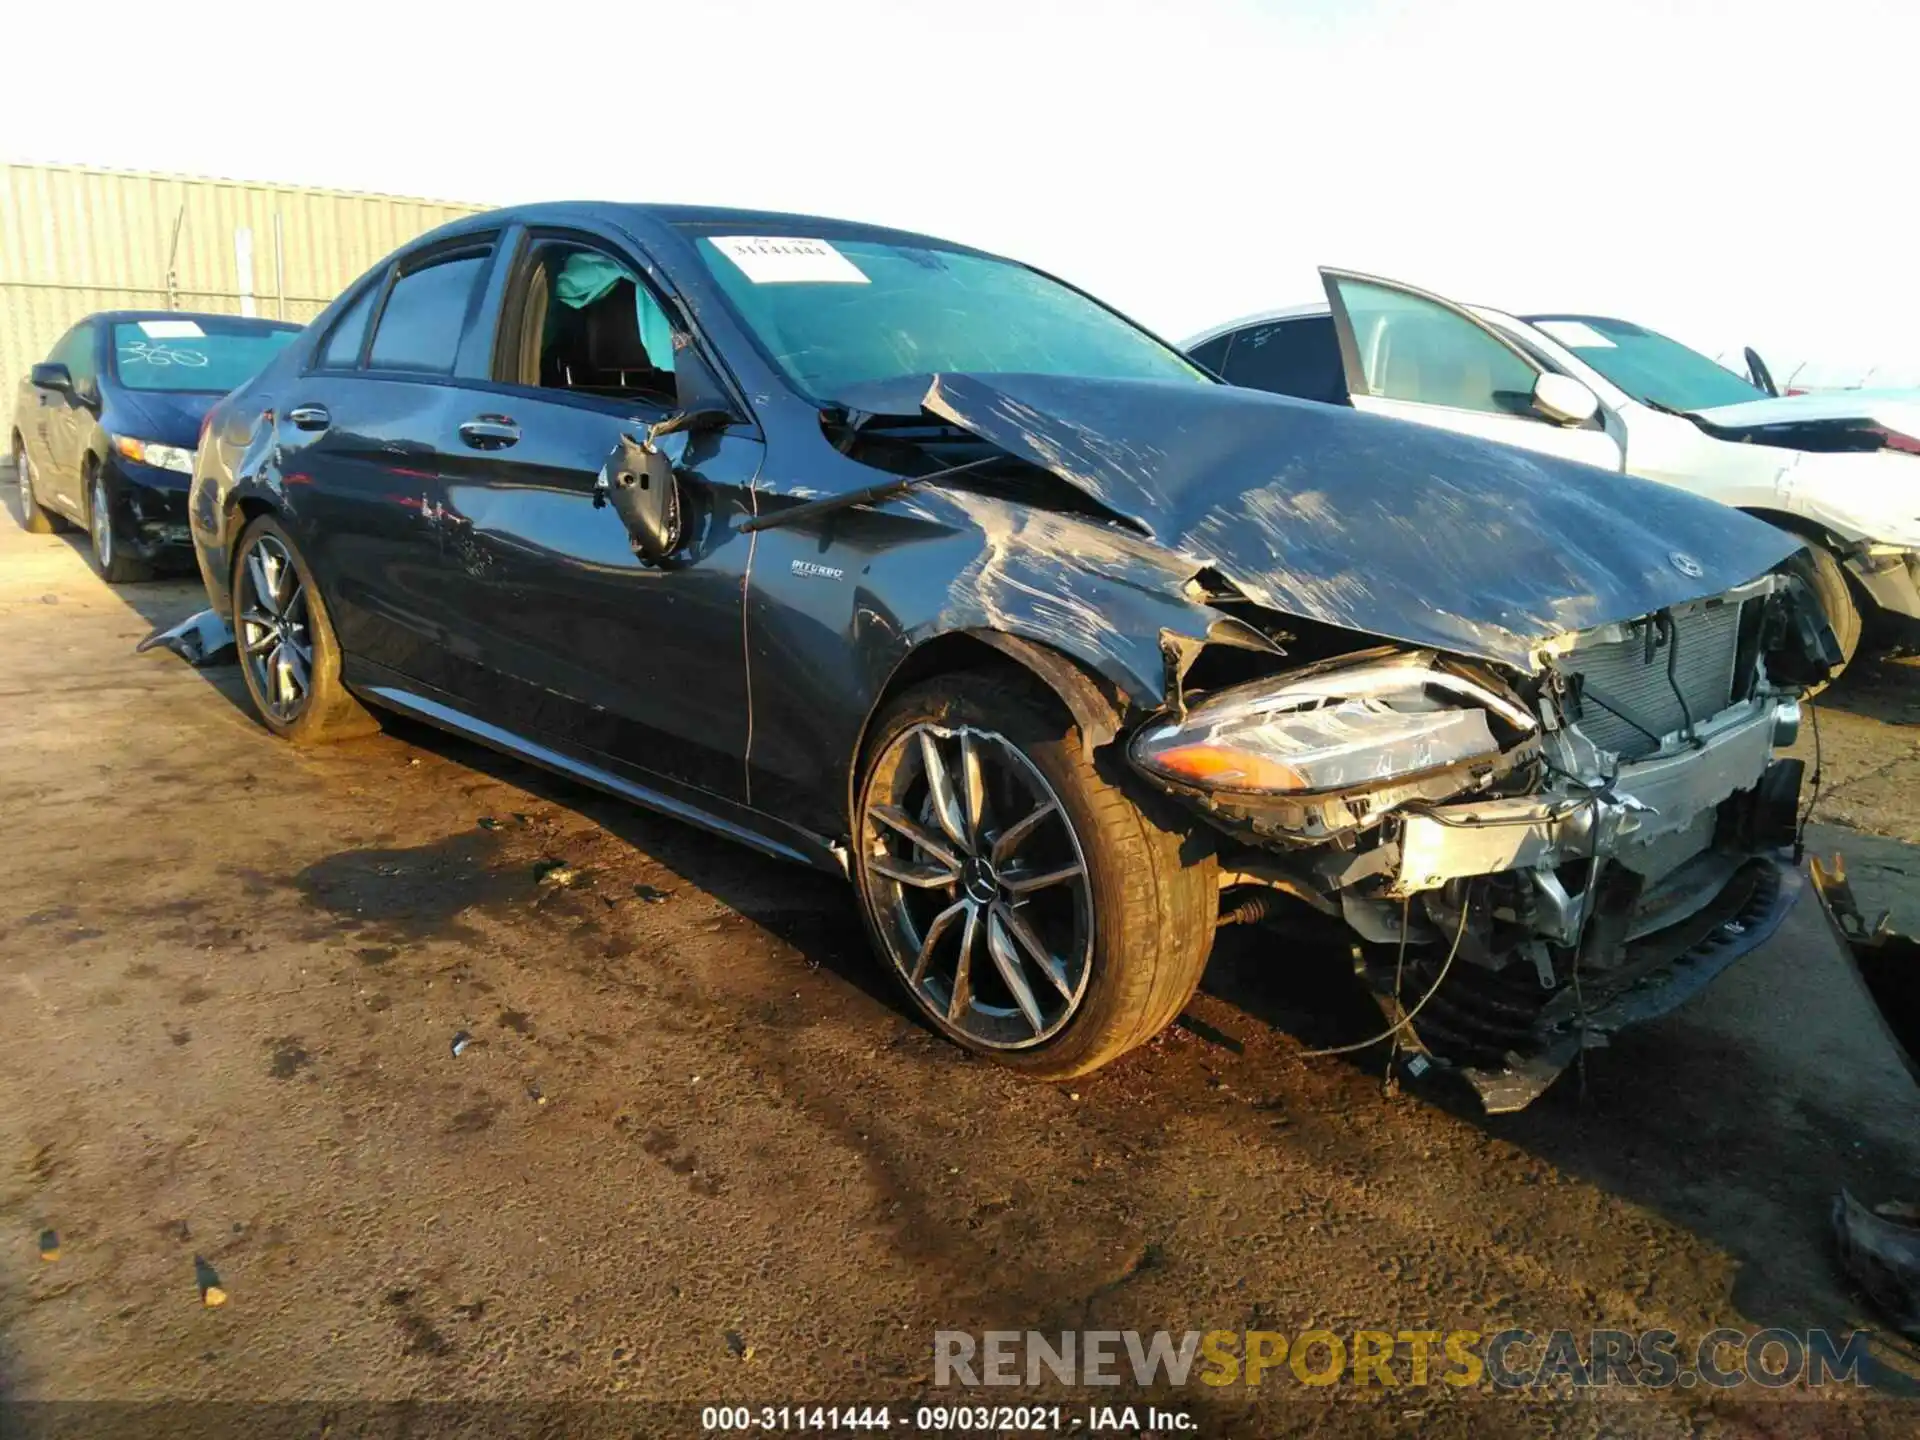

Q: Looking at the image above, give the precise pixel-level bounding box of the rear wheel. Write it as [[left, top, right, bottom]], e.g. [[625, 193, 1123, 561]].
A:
[[85, 468, 151, 583], [1793, 544, 1861, 694], [853, 672, 1217, 1079], [230, 514, 377, 743], [12, 435, 55, 534]]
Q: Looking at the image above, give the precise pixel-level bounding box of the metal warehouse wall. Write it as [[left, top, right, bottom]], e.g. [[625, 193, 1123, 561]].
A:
[[0, 162, 481, 411]]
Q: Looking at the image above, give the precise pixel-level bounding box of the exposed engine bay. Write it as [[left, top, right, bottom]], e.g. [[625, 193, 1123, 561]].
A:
[[1130, 572, 1834, 1110]]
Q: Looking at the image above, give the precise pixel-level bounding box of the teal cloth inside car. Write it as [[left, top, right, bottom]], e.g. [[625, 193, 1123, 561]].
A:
[[553, 251, 675, 372]]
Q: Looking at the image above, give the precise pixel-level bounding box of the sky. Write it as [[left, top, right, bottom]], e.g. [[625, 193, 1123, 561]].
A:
[[7, 0, 1917, 382]]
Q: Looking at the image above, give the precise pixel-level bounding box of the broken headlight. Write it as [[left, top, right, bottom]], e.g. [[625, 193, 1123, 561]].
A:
[[1130, 654, 1530, 796]]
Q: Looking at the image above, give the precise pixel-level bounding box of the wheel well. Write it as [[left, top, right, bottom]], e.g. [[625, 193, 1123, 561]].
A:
[[1740, 506, 1871, 601], [1741, 506, 1841, 553], [225, 496, 277, 564], [231, 495, 276, 528], [210, 498, 281, 611], [78, 452, 100, 518], [875, 632, 1040, 711], [846, 631, 1133, 834]]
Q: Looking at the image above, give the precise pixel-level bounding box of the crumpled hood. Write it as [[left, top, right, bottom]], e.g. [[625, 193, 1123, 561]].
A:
[[921, 373, 1801, 672], [1693, 391, 1920, 453]]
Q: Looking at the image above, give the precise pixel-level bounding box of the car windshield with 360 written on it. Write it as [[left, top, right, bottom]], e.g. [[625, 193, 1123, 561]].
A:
[[180, 203, 1839, 1111]]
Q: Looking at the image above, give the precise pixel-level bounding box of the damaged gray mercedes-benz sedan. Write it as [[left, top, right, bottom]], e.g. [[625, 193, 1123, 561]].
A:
[[181, 205, 1837, 1109]]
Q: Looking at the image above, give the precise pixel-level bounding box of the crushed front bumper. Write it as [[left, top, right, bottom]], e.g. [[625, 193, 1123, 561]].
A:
[[1418, 856, 1801, 1111], [1352, 701, 1805, 1110], [102, 457, 194, 567]]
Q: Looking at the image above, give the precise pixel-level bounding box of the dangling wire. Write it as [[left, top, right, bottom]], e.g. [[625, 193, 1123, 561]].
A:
[[1382, 894, 1411, 1089], [1794, 700, 1824, 862], [1566, 790, 1607, 1103], [1298, 892, 1472, 1059]]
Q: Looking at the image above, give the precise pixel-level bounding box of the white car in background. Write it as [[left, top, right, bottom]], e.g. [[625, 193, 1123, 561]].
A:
[[1728, 352, 1920, 396], [1186, 270, 1920, 675]]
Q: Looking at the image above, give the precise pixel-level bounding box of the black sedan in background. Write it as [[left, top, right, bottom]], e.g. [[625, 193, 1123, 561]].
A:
[[11, 311, 303, 581], [184, 203, 1832, 1108]]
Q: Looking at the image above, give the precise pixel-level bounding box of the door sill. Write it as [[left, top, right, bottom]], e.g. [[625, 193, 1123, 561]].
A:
[[355, 679, 849, 877]]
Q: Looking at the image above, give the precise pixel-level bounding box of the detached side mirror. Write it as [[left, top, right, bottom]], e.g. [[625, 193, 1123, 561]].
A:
[[30, 362, 74, 396], [597, 432, 684, 563], [1532, 372, 1600, 427]]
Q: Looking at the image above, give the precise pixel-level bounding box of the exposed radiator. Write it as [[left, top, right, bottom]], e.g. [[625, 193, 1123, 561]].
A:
[[1565, 601, 1744, 758]]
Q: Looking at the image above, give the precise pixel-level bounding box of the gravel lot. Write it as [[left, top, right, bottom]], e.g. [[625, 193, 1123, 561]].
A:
[[3, 468, 1918, 1437]]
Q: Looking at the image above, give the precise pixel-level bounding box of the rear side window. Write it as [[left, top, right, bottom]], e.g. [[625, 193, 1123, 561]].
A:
[[317, 282, 381, 370], [367, 252, 489, 374], [1220, 317, 1348, 406]]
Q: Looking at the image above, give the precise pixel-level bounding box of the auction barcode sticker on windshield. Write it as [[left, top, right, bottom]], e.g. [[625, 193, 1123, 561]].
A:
[[138, 319, 207, 339], [710, 236, 869, 285], [1534, 319, 1616, 350]]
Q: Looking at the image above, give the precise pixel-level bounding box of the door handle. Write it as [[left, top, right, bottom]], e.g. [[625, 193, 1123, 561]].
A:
[[458, 415, 520, 450], [287, 404, 331, 431]]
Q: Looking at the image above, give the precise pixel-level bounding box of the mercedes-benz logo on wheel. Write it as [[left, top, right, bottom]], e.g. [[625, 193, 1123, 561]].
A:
[[1669, 551, 1704, 578]]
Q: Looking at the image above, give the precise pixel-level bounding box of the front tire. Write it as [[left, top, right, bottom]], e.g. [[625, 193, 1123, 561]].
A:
[[1793, 544, 1861, 694], [230, 514, 377, 743], [85, 468, 151, 583], [853, 672, 1217, 1079], [13, 435, 56, 535]]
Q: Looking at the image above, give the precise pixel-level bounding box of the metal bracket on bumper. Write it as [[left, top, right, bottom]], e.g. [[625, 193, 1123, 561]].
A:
[[1395, 703, 1779, 893]]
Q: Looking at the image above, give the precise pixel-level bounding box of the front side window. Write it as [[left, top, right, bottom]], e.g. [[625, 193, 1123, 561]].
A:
[[111, 320, 301, 392], [1527, 315, 1766, 412], [498, 241, 678, 405], [1332, 279, 1538, 417], [367, 251, 490, 375], [691, 232, 1207, 402], [51, 325, 96, 388]]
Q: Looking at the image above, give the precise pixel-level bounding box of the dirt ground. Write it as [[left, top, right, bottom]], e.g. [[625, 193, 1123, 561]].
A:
[[3, 468, 1919, 1439]]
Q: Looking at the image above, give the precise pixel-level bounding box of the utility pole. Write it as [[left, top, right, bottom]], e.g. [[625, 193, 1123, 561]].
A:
[[164, 203, 187, 311]]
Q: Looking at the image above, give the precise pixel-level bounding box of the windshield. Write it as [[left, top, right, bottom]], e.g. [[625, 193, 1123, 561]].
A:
[[692, 233, 1207, 402], [1525, 315, 1765, 412], [111, 320, 302, 393]]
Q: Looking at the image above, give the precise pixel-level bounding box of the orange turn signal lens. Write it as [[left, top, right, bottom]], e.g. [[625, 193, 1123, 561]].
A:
[[1144, 743, 1308, 792]]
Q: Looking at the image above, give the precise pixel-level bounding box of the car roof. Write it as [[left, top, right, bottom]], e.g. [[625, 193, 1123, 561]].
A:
[[81, 309, 305, 330], [1522, 312, 1635, 327], [1181, 302, 1329, 351], [415, 201, 1001, 260]]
